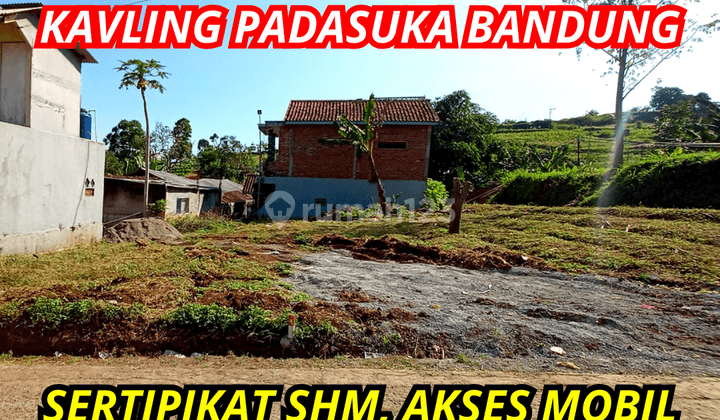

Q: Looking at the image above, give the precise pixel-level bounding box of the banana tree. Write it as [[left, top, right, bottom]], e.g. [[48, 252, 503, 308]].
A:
[[335, 94, 388, 216]]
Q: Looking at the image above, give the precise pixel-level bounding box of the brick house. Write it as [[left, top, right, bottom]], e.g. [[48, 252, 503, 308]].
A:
[[258, 97, 439, 219]]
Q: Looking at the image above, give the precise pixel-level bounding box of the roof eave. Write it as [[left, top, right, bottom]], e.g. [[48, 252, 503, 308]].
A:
[[74, 47, 97, 64], [283, 121, 439, 126]]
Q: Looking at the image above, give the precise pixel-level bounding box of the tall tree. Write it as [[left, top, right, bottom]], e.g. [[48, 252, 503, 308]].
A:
[[104, 119, 145, 174], [104, 119, 145, 161], [116, 59, 169, 217], [104, 150, 124, 176], [335, 94, 388, 216], [151, 121, 172, 170], [650, 86, 689, 111], [654, 92, 720, 142], [429, 90, 506, 187], [169, 118, 193, 173], [654, 100, 697, 141], [562, 0, 718, 168], [197, 134, 257, 181]]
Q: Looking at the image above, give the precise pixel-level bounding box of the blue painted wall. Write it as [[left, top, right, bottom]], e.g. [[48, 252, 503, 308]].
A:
[[258, 177, 427, 220]]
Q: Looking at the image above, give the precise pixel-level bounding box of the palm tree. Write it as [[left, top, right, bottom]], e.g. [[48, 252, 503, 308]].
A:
[[116, 59, 169, 217], [335, 94, 388, 216]]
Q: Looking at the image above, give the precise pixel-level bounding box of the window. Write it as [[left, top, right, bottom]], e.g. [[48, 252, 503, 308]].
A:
[[377, 142, 407, 149], [176, 198, 190, 214]]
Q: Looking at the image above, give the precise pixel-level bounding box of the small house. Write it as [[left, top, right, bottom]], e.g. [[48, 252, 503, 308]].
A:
[[103, 169, 244, 224], [258, 97, 439, 219]]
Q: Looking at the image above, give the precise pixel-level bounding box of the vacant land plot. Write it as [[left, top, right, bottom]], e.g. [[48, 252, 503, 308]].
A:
[[0, 206, 718, 373]]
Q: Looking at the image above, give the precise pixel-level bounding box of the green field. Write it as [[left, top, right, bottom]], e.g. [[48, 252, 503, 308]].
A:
[[496, 123, 658, 167]]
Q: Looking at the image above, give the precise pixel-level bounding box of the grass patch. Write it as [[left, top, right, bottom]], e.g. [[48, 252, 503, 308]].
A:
[[0, 241, 185, 289], [288, 205, 720, 288], [273, 262, 294, 275], [497, 124, 657, 167], [221, 279, 275, 292], [168, 214, 239, 235]]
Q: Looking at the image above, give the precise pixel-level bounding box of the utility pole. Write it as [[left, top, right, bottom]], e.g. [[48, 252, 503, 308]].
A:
[[256, 110, 262, 215]]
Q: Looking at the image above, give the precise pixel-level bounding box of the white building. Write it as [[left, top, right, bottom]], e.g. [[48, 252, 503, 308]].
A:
[[0, 4, 105, 255]]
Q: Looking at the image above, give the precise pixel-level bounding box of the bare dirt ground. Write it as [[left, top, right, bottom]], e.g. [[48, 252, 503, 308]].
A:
[[3, 233, 720, 418], [291, 247, 720, 375], [1, 358, 719, 420]]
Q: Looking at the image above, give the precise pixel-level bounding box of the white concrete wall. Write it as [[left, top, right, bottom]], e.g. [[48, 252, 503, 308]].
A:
[[0, 121, 105, 254], [166, 189, 202, 216], [30, 47, 82, 137], [0, 17, 83, 137]]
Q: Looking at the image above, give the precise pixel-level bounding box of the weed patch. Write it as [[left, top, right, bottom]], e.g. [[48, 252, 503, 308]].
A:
[[169, 214, 238, 235], [166, 303, 238, 331]]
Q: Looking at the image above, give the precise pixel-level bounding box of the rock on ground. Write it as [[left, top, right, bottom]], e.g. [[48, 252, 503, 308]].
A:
[[103, 218, 183, 244]]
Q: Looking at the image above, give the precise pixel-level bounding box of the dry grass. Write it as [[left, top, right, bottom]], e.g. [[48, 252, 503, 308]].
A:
[[1, 204, 717, 304], [257, 205, 720, 289]]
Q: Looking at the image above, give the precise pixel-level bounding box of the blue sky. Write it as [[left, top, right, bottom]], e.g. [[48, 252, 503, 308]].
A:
[[52, 0, 720, 148]]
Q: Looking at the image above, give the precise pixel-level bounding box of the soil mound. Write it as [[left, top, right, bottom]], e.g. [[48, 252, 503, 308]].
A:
[[314, 234, 551, 271], [104, 218, 183, 244]]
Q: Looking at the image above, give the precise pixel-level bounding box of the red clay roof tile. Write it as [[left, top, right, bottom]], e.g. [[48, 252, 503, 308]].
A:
[[284, 98, 439, 123]]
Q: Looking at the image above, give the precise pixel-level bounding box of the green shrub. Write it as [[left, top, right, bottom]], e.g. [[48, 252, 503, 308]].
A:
[[0, 301, 22, 325], [337, 204, 382, 221], [492, 168, 603, 206], [237, 305, 275, 331], [101, 302, 147, 320], [25, 297, 101, 328], [167, 303, 238, 330], [151, 199, 168, 213], [423, 178, 449, 210], [294, 234, 312, 245], [586, 151, 720, 208]]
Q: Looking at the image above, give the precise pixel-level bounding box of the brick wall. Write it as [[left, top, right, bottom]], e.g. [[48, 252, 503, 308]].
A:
[[265, 124, 430, 181]]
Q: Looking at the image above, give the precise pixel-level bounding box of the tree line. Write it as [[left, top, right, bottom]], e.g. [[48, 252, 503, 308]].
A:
[[104, 117, 259, 182], [646, 86, 720, 143]]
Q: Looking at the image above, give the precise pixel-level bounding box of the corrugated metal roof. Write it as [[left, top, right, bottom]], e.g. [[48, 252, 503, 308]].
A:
[[198, 178, 244, 193], [222, 191, 254, 204], [284, 98, 440, 123], [110, 170, 245, 192], [0, 3, 43, 9], [0, 6, 40, 15]]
